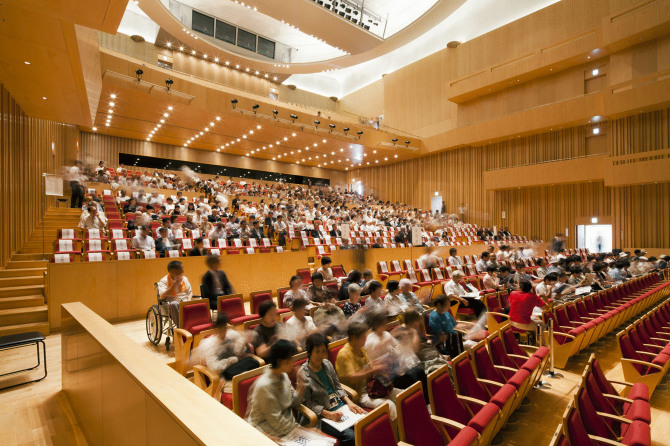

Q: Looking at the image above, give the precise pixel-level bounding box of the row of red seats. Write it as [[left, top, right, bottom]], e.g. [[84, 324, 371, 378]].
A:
[[542, 274, 670, 369], [551, 354, 651, 446], [617, 293, 670, 396]]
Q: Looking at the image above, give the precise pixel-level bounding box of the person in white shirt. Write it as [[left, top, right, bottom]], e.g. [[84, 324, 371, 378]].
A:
[[443, 271, 486, 318], [285, 297, 317, 347], [535, 273, 558, 300], [78, 206, 107, 230], [148, 192, 162, 207], [157, 261, 193, 325], [475, 252, 492, 274], [448, 248, 463, 267], [68, 161, 85, 208], [273, 215, 288, 246], [132, 226, 156, 251], [208, 222, 227, 242], [482, 266, 502, 290]]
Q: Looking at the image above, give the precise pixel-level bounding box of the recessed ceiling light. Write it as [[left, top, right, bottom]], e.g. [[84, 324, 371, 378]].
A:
[[235, 64, 240, 69], [237, 138, 241, 142], [160, 119, 165, 123], [24, 61, 31, 65], [203, 54, 208, 59], [110, 94, 116, 99], [168, 106, 173, 110], [179, 46, 184, 51], [163, 113, 169, 117], [41, 96, 47, 100], [256, 125, 261, 129], [322, 139, 326, 143], [108, 109, 113, 113], [105, 123, 110, 126], [249, 130, 254, 134], [92, 127, 97, 131], [191, 50, 196, 55]]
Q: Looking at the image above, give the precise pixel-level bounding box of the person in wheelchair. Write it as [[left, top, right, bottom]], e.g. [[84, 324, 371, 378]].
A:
[[157, 260, 193, 326]]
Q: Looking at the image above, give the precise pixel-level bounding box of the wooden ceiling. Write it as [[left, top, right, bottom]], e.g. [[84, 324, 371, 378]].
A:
[[93, 60, 419, 171], [0, 0, 127, 126]]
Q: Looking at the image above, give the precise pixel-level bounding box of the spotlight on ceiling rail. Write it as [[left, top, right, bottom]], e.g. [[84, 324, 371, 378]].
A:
[[343, 127, 350, 135], [272, 109, 279, 119], [314, 120, 320, 129], [231, 99, 238, 109], [135, 68, 143, 82], [252, 104, 260, 114], [290, 114, 298, 123], [165, 78, 173, 91], [329, 124, 336, 133], [391, 138, 398, 145]]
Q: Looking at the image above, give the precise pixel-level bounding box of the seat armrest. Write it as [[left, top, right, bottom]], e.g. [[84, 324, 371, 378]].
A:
[[587, 434, 625, 446], [340, 384, 358, 402], [596, 411, 633, 425], [250, 354, 265, 367], [296, 405, 318, 428], [621, 358, 665, 372], [430, 415, 467, 431], [494, 365, 521, 373], [603, 393, 634, 404], [508, 353, 530, 361], [456, 395, 489, 408], [477, 378, 505, 388]]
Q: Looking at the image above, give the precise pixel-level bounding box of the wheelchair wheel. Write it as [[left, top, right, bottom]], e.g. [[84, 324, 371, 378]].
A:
[[146, 305, 162, 345]]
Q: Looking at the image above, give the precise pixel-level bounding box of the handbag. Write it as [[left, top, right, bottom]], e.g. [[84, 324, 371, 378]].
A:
[[435, 332, 463, 358], [222, 356, 260, 380], [366, 375, 393, 399]]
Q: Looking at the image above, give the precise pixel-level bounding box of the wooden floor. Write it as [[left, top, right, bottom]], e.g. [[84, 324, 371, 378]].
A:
[[0, 318, 669, 446]]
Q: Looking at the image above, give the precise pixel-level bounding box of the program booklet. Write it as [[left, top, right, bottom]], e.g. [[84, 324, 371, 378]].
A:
[[279, 427, 337, 446], [320, 405, 368, 432]]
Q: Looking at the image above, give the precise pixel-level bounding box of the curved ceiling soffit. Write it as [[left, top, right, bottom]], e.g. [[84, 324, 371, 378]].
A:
[[138, 0, 467, 75]]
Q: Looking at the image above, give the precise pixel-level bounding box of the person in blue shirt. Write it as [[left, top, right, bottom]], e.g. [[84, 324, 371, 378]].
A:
[[608, 260, 626, 281], [428, 294, 460, 356]]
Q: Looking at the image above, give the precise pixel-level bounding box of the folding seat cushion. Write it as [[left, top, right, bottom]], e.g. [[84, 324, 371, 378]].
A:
[[182, 302, 214, 335], [585, 374, 651, 424], [473, 345, 530, 393], [619, 334, 664, 376], [219, 296, 258, 325], [453, 355, 515, 412], [591, 358, 649, 402], [398, 386, 444, 446]]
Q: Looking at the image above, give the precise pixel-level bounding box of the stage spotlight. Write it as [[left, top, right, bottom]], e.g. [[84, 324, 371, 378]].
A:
[[329, 124, 336, 133], [343, 127, 350, 135], [290, 114, 298, 123], [135, 68, 143, 82], [165, 78, 173, 91], [272, 109, 279, 119], [231, 99, 238, 109], [405, 140, 410, 145], [252, 104, 260, 114], [391, 138, 398, 145], [314, 120, 320, 129]]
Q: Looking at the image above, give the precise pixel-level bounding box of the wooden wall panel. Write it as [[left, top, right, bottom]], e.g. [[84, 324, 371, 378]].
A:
[[80, 132, 348, 186], [0, 83, 79, 267], [610, 107, 669, 156]]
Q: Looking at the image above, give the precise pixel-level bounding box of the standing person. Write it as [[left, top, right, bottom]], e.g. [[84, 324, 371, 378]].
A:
[[68, 160, 85, 208], [458, 202, 467, 223], [157, 261, 193, 326], [201, 254, 234, 310]]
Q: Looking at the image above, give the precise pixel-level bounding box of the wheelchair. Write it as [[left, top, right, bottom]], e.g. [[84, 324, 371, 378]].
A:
[[146, 282, 175, 350]]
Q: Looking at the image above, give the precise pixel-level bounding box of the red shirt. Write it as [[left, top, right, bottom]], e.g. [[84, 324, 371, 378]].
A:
[[508, 291, 546, 325]]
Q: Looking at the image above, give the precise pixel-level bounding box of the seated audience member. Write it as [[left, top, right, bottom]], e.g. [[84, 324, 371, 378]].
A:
[[252, 300, 283, 360], [360, 270, 375, 295], [608, 260, 627, 281], [508, 280, 550, 333], [339, 238, 355, 250], [208, 222, 227, 243], [247, 340, 302, 440], [397, 279, 425, 313], [283, 275, 307, 308], [78, 206, 107, 231], [361, 280, 384, 313], [498, 265, 517, 290], [341, 284, 363, 318], [131, 225, 155, 251], [250, 220, 264, 243], [201, 254, 234, 310], [371, 237, 384, 248], [122, 197, 137, 214], [155, 227, 171, 257], [475, 252, 491, 274], [552, 272, 574, 298], [182, 215, 198, 231], [189, 237, 206, 256], [316, 257, 334, 281], [393, 308, 449, 375], [306, 272, 332, 304], [285, 298, 317, 347], [513, 261, 532, 283], [443, 271, 486, 318], [534, 258, 549, 280], [157, 260, 193, 325], [567, 266, 585, 285], [338, 270, 362, 301], [192, 313, 259, 389], [448, 248, 463, 267], [482, 265, 502, 290], [335, 323, 401, 420], [535, 273, 558, 301], [299, 334, 365, 446], [383, 280, 405, 314], [428, 294, 461, 357], [313, 295, 346, 330], [365, 311, 428, 401]]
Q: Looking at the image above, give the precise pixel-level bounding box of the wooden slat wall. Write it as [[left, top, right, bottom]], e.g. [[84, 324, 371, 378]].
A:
[[0, 83, 78, 267], [352, 109, 670, 249], [80, 132, 348, 186], [610, 108, 669, 156]]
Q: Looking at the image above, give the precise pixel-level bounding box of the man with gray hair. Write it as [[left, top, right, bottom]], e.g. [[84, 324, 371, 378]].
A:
[[443, 270, 486, 318], [398, 279, 426, 313]]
